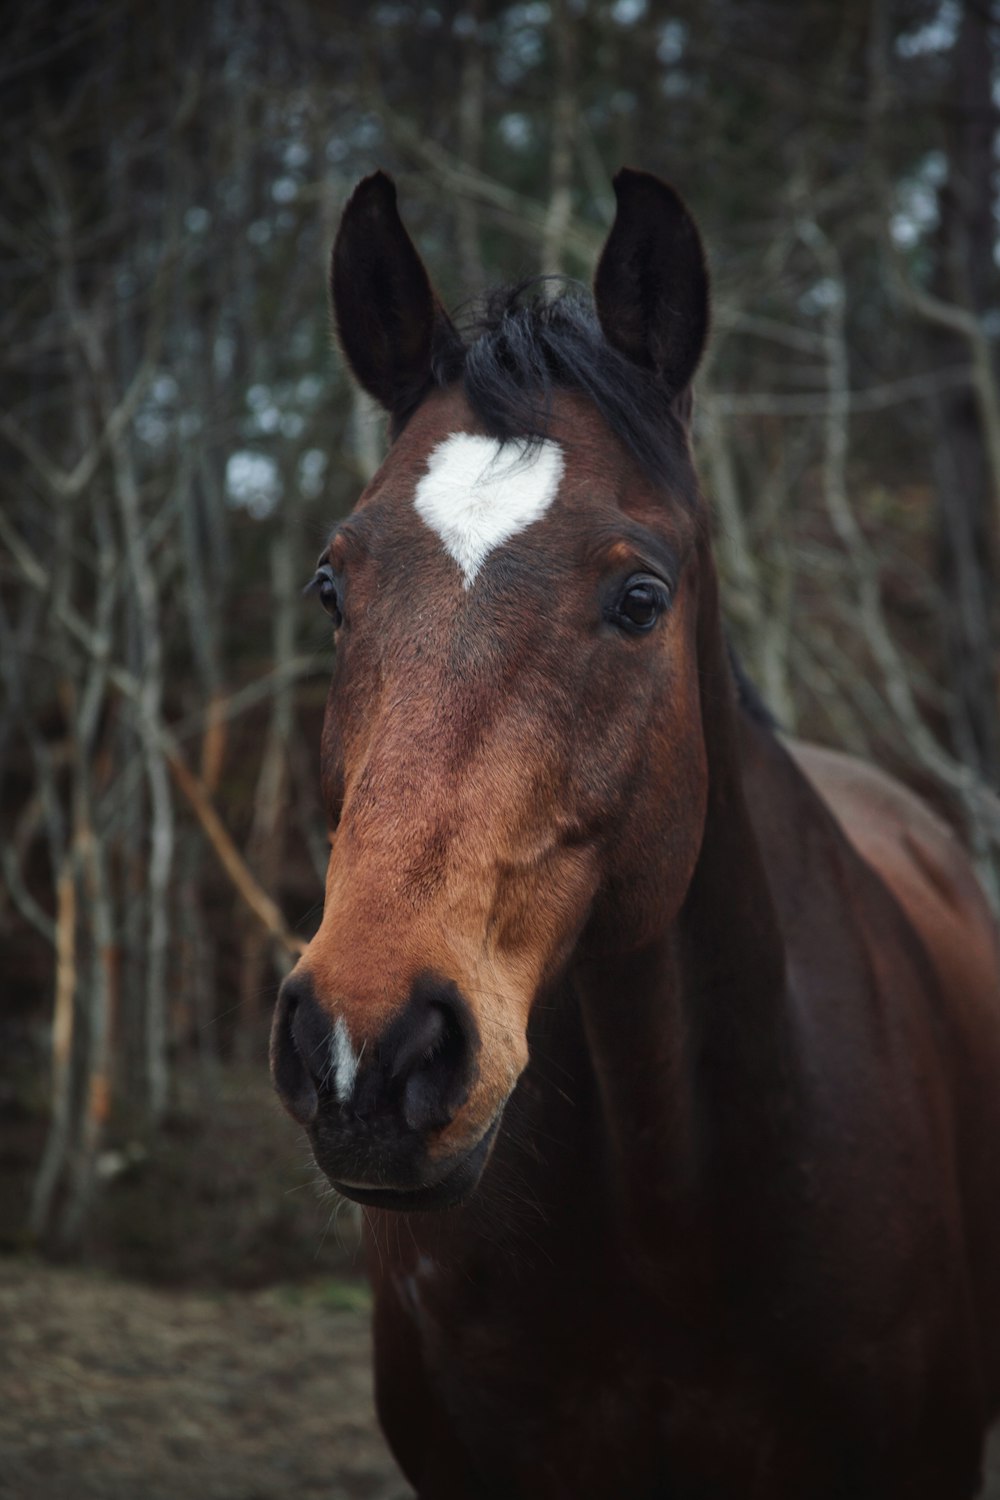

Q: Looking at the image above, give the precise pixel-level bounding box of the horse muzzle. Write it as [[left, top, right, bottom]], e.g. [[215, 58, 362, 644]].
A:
[[270, 969, 500, 1210]]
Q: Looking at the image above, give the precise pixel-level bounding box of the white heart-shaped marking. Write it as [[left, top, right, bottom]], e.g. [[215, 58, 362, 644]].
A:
[[413, 433, 565, 587]]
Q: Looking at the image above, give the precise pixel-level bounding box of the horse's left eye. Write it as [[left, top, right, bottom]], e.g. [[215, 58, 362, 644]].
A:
[[612, 576, 670, 634], [309, 563, 343, 627]]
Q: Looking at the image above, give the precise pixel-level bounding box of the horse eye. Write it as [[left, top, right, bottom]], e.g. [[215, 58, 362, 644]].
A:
[[310, 564, 343, 627], [613, 576, 669, 634]]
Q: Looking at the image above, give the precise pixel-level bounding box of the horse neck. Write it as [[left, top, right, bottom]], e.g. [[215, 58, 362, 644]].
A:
[[568, 539, 791, 1225]]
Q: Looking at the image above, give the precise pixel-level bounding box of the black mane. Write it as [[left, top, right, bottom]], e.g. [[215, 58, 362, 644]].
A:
[[428, 284, 694, 494], [727, 642, 780, 731]]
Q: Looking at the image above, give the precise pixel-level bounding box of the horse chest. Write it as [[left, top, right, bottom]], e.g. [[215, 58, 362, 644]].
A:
[[380, 1254, 987, 1500], [402, 1296, 668, 1495], [383, 1259, 785, 1499]]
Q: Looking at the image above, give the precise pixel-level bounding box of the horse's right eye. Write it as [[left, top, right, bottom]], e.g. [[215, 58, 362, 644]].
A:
[[309, 564, 343, 627]]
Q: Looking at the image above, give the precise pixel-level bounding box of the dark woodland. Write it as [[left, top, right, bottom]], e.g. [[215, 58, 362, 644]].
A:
[[2, 6, 1000, 1478]]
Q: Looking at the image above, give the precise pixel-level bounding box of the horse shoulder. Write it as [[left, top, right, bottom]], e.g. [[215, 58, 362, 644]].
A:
[[785, 739, 1000, 1012]]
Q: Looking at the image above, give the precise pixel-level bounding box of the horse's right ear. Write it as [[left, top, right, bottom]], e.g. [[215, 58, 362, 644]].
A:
[[331, 172, 460, 419]]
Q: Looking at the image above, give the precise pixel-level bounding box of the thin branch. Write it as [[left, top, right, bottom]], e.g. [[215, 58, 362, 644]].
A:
[[705, 365, 973, 417], [889, 252, 1000, 541], [541, 0, 577, 276], [385, 111, 600, 265], [0, 511, 307, 958], [0, 352, 153, 499], [801, 219, 1000, 899]]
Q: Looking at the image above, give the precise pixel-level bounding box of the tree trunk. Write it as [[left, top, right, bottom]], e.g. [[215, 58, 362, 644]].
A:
[[927, 3, 1000, 792]]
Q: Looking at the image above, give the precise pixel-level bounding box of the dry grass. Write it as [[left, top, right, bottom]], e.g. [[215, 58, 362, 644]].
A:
[[0, 1259, 412, 1500]]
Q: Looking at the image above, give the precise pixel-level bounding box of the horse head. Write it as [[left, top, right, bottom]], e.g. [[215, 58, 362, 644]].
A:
[[270, 169, 714, 1210]]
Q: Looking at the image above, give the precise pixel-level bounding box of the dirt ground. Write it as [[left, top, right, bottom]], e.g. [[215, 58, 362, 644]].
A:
[[0, 1259, 413, 1500], [7, 1258, 1000, 1499]]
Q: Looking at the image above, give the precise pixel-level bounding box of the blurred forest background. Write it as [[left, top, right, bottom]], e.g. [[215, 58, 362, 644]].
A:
[[3, 0, 1000, 1272]]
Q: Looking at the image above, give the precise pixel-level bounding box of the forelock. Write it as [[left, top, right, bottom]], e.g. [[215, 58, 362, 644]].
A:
[[428, 284, 695, 499]]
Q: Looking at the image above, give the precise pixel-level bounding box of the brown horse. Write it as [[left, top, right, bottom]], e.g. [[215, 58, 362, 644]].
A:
[[270, 169, 1000, 1498]]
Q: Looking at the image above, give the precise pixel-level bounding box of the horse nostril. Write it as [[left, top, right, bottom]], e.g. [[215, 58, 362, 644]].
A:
[[273, 971, 478, 1140], [270, 973, 332, 1126], [402, 1000, 469, 1133], [389, 1001, 444, 1086], [376, 978, 477, 1135]]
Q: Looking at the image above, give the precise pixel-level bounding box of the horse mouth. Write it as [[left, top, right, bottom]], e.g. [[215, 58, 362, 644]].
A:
[[330, 1115, 501, 1212]]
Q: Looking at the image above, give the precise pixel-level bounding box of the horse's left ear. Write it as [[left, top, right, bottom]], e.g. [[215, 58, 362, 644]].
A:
[[594, 169, 709, 398], [331, 171, 461, 420]]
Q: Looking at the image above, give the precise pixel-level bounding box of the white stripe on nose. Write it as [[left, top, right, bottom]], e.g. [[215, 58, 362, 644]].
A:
[[331, 1016, 360, 1102]]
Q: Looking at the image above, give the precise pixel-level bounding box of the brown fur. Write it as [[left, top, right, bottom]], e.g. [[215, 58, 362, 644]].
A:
[[271, 171, 1000, 1498]]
